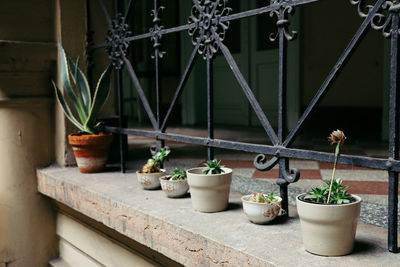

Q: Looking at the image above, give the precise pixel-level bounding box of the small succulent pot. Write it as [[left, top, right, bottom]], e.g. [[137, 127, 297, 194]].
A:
[[241, 194, 282, 224], [68, 133, 113, 173], [296, 194, 362, 256], [136, 169, 165, 190], [159, 176, 189, 198], [186, 167, 232, 213]]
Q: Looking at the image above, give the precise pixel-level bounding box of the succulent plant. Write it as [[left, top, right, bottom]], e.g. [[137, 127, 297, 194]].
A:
[[203, 159, 225, 175], [169, 168, 187, 181], [141, 148, 170, 173], [52, 43, 112, 134], [250, 193, 286, 215], [303, 178, 353, 204]]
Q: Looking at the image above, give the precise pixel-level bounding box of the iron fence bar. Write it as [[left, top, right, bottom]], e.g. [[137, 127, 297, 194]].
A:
[[116, 60, 126, 172], [214, 32, 279, 145], [220, 0, 319, 23], [283, 0, 385, 147], [126, 24, 193, 43], [152, 0, 165, 151], [103, 126, 400, 172], [123, 57, 158, 129], [277, 6, 289, 215], [115, 0, 127, 173], [85, 0, 94, 88], [123, 0, 134, 24], [388, 5, 400, 252], [97, 0, 112, 28], [207, 56, 214, 161], [160, 43, 200, 132]]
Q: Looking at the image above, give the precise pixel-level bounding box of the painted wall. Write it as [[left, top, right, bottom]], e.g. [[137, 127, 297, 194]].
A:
[[0, 0, 58, 265]]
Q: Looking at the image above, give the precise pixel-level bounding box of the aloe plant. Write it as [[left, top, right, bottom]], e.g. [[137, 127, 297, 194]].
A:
[[52, 43, 112, 134]]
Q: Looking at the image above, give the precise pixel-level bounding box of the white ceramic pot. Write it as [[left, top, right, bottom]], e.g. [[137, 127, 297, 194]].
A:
[[186, 167, 232, 213], [159, 176, 189, 198], [241, 194, 282, 224], [296, 194, 362, 256], [136, 169, 165, 189]]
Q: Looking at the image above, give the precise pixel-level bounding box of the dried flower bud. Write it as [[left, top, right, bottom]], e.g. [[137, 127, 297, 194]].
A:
[[328, 130, 346, 146]]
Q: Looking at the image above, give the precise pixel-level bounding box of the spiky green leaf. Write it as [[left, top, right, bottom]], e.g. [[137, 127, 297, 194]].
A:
[[85, 65, 112, 131], [52, 81, 88, 133], [67, 56, 91, 116], [57, 43, 87, 123]]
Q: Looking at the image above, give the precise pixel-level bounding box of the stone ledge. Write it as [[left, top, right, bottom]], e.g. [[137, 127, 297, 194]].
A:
[[37, 166, 400, 266]]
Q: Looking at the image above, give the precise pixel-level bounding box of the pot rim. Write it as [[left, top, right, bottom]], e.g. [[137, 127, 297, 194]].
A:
[[296, 193, 362, 206], [186, 167, 232, 176], [68, 132, 113, 137], [241, 194, 282, 205], [159, 175, 188, 182], [136, 169, 166, 174]]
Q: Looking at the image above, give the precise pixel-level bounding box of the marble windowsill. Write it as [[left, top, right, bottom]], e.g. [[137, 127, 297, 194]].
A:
[[37, 166, 400, 266]]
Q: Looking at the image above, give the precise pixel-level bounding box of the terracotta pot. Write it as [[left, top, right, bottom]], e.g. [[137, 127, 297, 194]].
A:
[[68, 133, 113, 173], [186, 167, 232, 213], [160, 176, 189, 198], [136, 170, 165, 190], [296, 194, 362, 256], [241, 194, 282, 224]]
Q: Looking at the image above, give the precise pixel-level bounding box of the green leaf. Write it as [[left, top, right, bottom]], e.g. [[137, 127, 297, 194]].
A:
[[67, 56, 91, 116], [203, 159, 225, 175], [57, 43, 87, 123], [52, 81, 88, 133], [85, 65, 112, 131]]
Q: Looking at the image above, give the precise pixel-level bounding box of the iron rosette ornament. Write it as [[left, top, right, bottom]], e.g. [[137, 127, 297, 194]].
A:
[[105, 13, 131, 69], [188, 0, 232, 60]]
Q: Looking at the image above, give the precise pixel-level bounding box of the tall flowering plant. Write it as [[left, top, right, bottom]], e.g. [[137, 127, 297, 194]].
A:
[[303, 130, 353, 204], [327, 130, 347, 203]]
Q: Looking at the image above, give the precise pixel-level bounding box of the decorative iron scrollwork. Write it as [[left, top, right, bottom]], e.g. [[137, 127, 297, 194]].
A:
[[150, 6, 166, 59], [277, 168, 300, 185], [254, 154, 301, 185], [188, 0, 232, 60], [105, 13, 131, 69], [254, 154, 279, 171], [269, 0, 298, 42], [350, 0, 400, 38]]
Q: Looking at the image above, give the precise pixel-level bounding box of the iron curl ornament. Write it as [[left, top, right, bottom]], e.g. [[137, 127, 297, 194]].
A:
[[150, 6, 166, 59], [269, 0, 298, 42], [105, 13, 131, 69], [350, 0, 400, 38], [188, 0, 232, 60]]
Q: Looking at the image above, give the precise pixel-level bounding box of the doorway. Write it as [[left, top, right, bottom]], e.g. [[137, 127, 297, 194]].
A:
[[181, 1, 301, 129]]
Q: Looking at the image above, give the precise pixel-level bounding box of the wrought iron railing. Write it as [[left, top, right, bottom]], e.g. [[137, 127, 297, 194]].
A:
[[86, 0, 400, 252]]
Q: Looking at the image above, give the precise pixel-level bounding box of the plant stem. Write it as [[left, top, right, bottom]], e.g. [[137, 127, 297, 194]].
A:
[[327, 143, 340, 203]]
